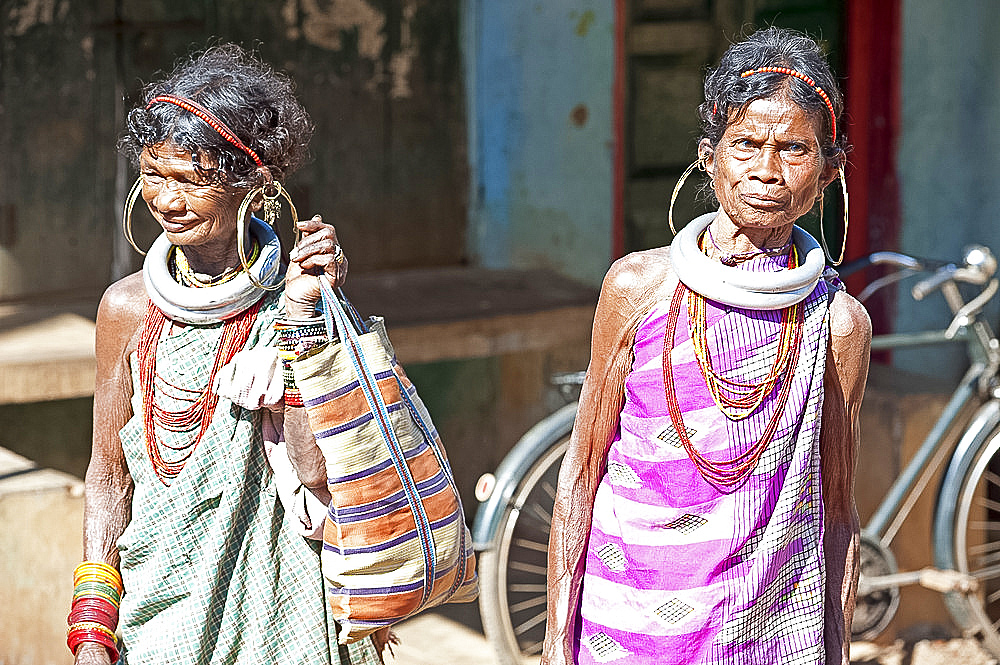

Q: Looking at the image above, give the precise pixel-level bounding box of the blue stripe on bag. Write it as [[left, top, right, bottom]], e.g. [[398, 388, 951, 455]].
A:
[[333, 472, 450, 521], [325, 438, 430, 484], [302, 368, 398, 407], [321, 511, 462, 556]]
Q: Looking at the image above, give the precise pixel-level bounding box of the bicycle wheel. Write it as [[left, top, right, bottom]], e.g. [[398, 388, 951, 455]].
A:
[[946, 424, 1000, 655], [479, 435, 569, 665]]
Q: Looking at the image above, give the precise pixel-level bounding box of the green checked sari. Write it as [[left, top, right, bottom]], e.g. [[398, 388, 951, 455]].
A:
[[115, 291, 380, 665]]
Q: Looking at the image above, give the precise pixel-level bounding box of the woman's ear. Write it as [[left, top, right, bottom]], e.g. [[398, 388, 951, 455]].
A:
[[698, 138, 715, 177], [818, 154, 843, 194]]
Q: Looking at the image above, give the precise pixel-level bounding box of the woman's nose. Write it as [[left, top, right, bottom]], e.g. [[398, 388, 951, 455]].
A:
[[748, 148, 782, 183], [150, 181, 186, 212]]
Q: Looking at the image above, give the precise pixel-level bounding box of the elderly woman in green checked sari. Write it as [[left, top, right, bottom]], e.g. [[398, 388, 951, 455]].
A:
[[70, 45, 388, 665]]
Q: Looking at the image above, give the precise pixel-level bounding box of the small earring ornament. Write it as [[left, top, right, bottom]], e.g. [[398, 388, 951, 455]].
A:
[[237, 179, 298, 291]]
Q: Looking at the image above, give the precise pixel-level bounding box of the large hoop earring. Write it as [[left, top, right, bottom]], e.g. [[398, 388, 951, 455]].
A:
[[122, 177, 148, 256], [819, 167, 849, 266], [236, 181, 298, 291], [669, 158, 706, 235]]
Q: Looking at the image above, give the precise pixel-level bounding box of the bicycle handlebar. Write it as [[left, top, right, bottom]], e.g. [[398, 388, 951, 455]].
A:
[[843, 245, 998, 306]]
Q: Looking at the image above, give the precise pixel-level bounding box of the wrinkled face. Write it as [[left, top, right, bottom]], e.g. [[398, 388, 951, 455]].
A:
[[702, 91, 835, 231], [139, 142, 244, 248]]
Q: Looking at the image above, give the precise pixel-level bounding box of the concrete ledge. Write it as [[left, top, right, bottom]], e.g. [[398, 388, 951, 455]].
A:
[[0, 311, 96, 405], [0, 447, 83, 665], [0, 268, 599, 404]]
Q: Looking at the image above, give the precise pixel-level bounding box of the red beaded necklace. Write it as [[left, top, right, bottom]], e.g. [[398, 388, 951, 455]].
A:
[[662, 257, 805, 489], [137, 299, 262, 484]]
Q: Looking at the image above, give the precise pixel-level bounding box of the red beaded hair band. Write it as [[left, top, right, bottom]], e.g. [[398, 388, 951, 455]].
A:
[[146, 94, 271, 180], [740, 66, 837, 142]]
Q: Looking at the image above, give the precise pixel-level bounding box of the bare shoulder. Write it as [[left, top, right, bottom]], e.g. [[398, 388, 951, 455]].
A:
[[602, 246, 673, 300], [96, 272, 147, 360]]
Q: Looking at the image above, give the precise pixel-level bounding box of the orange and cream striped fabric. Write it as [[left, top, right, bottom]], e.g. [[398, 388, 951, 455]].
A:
[[291, 290, 478, 644]]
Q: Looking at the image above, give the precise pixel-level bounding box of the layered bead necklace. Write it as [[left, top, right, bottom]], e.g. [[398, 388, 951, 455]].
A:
[[138, 248, 263, 485], [662, 240, 805, 489]]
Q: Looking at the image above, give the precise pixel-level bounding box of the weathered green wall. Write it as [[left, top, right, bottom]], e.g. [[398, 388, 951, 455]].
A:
[[894, 0, 1000, 380], [0, 0, 467, 302]]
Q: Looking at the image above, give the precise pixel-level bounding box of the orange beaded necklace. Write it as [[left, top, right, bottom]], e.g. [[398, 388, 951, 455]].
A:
[[662, 245, 805, 489]]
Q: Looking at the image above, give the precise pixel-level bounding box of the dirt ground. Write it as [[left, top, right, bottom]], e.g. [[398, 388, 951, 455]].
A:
[[851, 639, 997, 665]]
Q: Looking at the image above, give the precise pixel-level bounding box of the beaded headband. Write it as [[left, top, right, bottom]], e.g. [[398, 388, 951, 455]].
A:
[[146, 94, 271, 181], [740, 66, 837, 142]]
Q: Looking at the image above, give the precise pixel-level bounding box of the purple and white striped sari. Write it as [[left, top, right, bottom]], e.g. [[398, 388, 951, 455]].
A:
[[575, 254, 832, 665]]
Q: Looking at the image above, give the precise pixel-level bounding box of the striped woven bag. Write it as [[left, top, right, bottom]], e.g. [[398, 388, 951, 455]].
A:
[[290, 279, 478, 644]]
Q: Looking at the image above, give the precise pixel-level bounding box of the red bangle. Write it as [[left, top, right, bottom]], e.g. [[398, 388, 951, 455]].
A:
[[67, 628, 120, 663], [68, 605, 118, 628]]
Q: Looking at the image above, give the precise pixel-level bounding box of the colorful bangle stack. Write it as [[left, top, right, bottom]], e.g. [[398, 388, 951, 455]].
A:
[[68, 561, 123, 662], [275, 317, 330, 407]]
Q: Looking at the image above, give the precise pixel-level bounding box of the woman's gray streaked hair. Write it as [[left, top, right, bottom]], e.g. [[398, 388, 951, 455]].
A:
[[699, 26, 849, 166], [120, 44, 314, 188]]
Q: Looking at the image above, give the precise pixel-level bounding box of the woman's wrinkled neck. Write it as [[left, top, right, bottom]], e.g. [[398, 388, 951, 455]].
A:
[[706, 210, 794, 262]]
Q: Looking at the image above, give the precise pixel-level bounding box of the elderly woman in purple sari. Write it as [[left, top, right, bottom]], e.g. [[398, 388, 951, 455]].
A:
[[543, 27, 871, 665]]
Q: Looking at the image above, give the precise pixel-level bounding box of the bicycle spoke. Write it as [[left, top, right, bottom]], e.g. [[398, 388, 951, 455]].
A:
[[974, 550, 1000, 569], [975, 496, 1000, 514], [971, 562, 1000, 581], [514, 609, 548, 636], [510, 594, 547, 613], [985, 587, 1000, 605], [986, 469, 1000, 490], [521, 637, 545, 655], [511, 561, 548, 576], [541, 479, 556, 501], [525, 501, 553, 527], [970, 539, 1000, 556], [968, 521, 1000, 532], [513, 537, 550, 553], [510, 583, 547, 593]]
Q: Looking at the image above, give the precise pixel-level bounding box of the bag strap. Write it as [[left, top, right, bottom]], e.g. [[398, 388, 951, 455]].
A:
[[318, 278, 438, 607]]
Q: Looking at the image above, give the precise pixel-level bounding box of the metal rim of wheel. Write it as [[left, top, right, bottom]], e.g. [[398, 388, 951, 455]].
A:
[[852, 534, 901, 641], [479, 437, 569, 665], [952, 428, 1000, 656]]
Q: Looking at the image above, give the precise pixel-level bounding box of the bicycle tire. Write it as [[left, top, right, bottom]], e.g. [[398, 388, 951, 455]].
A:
[[941, 422, 1000, 656], [479, 433, 569, 665]]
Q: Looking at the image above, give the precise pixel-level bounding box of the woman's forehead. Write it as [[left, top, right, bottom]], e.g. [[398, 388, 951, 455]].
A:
[[140, 142, 193, 166], [726, 93, 824, 139]]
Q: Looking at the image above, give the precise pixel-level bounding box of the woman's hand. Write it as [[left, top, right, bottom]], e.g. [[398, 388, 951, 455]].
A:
[[284, 215, 349, 318]]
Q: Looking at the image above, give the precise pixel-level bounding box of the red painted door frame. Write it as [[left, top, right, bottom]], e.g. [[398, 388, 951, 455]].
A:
[[845, 0, 901, 333]]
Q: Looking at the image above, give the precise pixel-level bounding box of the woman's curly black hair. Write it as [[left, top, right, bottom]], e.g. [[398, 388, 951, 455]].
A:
[[699, 27, 849, 167], [120, 44, 314, 188]]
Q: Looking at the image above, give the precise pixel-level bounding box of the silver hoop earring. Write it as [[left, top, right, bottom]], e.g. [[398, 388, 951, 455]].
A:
[[819, 167, 850, 266], [668, 159, 706, 235], [122, 177, 148, 256]]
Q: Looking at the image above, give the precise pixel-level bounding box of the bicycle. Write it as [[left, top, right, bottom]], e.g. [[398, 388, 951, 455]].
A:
[[471, 244, 1000, 664]]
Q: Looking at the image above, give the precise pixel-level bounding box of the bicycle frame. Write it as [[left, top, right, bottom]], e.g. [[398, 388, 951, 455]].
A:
[[864, 315, 1000, 550]]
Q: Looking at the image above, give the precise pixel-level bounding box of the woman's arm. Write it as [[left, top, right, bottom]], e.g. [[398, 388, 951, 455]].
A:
[[281, 215, 348, 493], [76, 275, 145, 665], [542, 250, 673, 665], [820, 289, 872, 665]]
